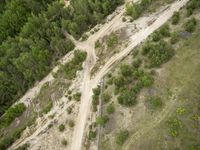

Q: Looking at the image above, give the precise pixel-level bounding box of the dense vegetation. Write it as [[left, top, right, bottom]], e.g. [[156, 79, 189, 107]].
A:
[[62, 0, 123, 38], [0, 0, 122, 117], [125, 0, 151, 19], [0, 103, 26, 130], [55, 50, 87, 79], [0, 0, 54, 44]]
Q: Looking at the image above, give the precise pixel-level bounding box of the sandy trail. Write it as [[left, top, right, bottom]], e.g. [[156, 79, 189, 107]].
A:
[[70, 0, 189, 150], [9, 0, 189, 149]]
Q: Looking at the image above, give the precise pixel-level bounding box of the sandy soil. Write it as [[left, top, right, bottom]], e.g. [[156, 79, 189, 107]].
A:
[[8, 0, 189, 150]]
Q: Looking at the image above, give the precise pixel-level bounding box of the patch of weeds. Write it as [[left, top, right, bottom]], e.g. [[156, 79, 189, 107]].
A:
[[167, 117, 182, 137], [58, 124, 65, 132], [115, 130, 129, 146]]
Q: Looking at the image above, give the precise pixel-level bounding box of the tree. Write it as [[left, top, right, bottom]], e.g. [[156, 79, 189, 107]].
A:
[[185, 17, 197, 32], [106, 104, 115, 114], [96, 115, 109, 126], [116, 130, 129, 145], [117, 90, 136, 106], [172, 12, 180, 25]]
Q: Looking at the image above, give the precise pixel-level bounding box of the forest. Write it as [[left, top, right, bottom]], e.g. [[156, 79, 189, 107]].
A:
[[0, 0, 123, 116]]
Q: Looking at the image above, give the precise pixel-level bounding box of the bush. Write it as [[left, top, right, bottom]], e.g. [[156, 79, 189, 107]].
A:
[[167, 117, 182, 137], [146, 41, 174, 67], [172, 12, 180, 25], [106, 104, 115, 114], [170, 32, 179, 44], [61, 139, 68, 146], [152, 31, 161, 42], [107, 33, 118, 48], [117, 90, 136, 106], [93, 86, 101, 96], [58, 124, 65, 132], [185, 17, 197, 33], [41, 101, 53, 114], [120, 64, 133, 77], [0, 103, 26, 129], [116, 130, 129, 145], [96, 115, 109, 127], [73, 92, 81, 101], [15, 143, 29, 150], [159, 24, 170, 37], [132, 58, 142, 68], [102, 93, 111, 103], [88, 130, 96, 140], [68, 120, 75, 128], [147, 96, 162, 109]]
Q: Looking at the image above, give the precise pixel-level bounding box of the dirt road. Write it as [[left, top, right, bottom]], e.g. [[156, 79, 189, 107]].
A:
[[9, 0, 189, 149], [70, 0, 189, 150]]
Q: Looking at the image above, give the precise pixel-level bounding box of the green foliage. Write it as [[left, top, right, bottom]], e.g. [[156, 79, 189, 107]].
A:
[[102, 93, 111, 103], [170, 32, 179, 44], [0, 1, 75, 116], [57, 50, 87, 79], [0, 127, 25, 150], [58, 124, 65, 132], [40, 101, 53, 114], [95, 40, 101, 48], [106, 104, 115, 114], [96, 115, 109, 127], [115, 130, 129, 145], [68, 120, 75, 128], [152, 31, 162, 42], [107, 33, 118, 48], [167, 117, 182, 137], [15, 143, 30, 150], [0, 103, 26, 129], [146, 96, 162, 109], [93, 86, 101, 96], [117, 90, 136, 106], [172, 12, 180, 25], [132, 58, 142, 68], [73, 92, 81, 101], [0, 0, 54, 44], [184, 17, 197, 33], [139, 73, 154, 87], [125, 0, 151, 20], [120, 64, 133, 77], [88, 130, 97, 140], [61, 139, 68, 146], [62, 0, 123, 38], [186, 0, 200, 16], [159, 24, 170, 37], [143, 41, 174, 67]]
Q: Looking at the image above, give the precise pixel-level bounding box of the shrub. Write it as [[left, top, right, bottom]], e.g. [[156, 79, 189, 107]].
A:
[[68, 120, 75, 128], [170, 32, 179, 44], [73, 92, 81, 101], [117, 90, 136, 106], [152, 31, 161, 42], [147, 41, 174, 67], [95, 40, 101, 48], [41, 101, 53, 114], [185, 17, 197, 33], [93, 86, 101, 96], [106, 33, 118, 48], [132, 58, 142, 68], [88, 130, 96, 140], [159, 24, 170, 37], [66, 107, 72, 114], [116, 130, 129, 145], [139, 73, 154, 87], [147, 96, 162, 109], [167, 117, 182, 137], [15, 143, 29, 150], [172, 12, 180, 25], [58, 124, 65, 132], [120, 64, 133, 77], [106, 104, 115, 114], [0, 103, 26, 129], [96, 115, 109, 126], [61, 139, 68, 146], [102, 93, 111, 103]]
